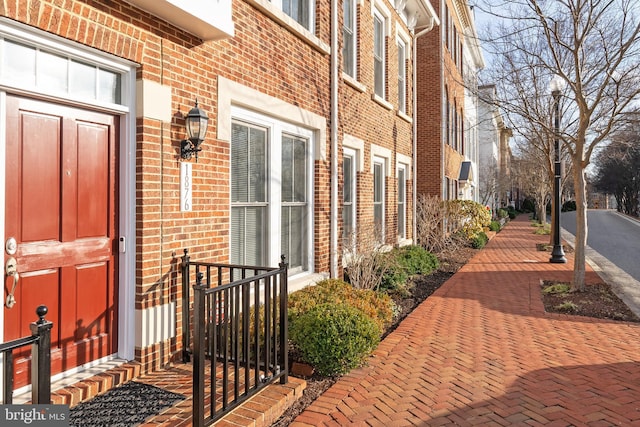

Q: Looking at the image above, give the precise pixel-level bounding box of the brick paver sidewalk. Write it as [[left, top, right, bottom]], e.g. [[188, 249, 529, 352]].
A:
[[291, 215, 640, 426]]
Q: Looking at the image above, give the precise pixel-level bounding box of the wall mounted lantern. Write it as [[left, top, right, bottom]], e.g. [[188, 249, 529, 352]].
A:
[[181, 100, 209, 162]]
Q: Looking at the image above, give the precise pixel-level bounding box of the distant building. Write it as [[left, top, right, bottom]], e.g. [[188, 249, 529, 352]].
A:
[[478, 84, 513, 212]]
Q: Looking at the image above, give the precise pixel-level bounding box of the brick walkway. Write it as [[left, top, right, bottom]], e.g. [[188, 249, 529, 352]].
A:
[[291, 215, 640, 426]]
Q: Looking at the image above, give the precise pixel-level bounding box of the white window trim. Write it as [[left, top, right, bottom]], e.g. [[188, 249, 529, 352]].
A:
[[343, 134, 365, 171], [243, 0, 330, 55], [371, 144, 392, 176], [397, 162, 408, 242], [218, 76, 327, 161], [343, 146, 358, 251], [230, 106, 315, 274], [397, 153, 412, 180], [270, 0, 316, 33], [373, 155, 387, 242]]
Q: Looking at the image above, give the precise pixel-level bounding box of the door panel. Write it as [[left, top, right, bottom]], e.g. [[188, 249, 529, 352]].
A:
[[4, 96, 118, 388]]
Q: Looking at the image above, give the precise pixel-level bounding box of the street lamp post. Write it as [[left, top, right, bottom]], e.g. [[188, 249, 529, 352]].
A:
[[550, 75, 567, 263]]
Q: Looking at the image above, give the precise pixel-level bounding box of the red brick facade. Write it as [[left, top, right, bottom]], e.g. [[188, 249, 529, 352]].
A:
[[416, 0, 468, 200], [0, 0, 433, 377]]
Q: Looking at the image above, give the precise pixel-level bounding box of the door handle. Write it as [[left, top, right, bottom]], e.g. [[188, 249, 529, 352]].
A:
[[5, 257, 19, 309]]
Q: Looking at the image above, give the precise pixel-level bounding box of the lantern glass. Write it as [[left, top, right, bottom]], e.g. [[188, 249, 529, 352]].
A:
[[185, 102, 209, 143]]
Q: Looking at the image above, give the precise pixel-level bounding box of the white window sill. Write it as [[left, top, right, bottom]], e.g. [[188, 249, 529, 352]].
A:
[[372, 94, 393, 110], [397, 110, 412, 123], [244, 0, 330, 55], [343, 74, 367, 93], [288, 271, 329, 294]]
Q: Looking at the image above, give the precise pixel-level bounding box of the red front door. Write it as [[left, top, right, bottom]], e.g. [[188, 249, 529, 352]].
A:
[[4, 96, 118, 388]]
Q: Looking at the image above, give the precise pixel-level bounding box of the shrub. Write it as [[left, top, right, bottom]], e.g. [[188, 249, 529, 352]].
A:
[[489, 220, 501, 232], [497, 208, 509, 219], [470, 231, 489, 249], [288, 279, 393, 331], [289, 303, 381, 376], [379, 245, 440, 294], [445, 200, 492, 240], [415, 194, 465, 254], [343, 224, 396, 291], [394, 245, 439, 276]]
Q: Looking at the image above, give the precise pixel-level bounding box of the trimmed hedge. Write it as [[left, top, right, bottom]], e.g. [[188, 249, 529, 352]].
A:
[[289, 303, 381, 376]]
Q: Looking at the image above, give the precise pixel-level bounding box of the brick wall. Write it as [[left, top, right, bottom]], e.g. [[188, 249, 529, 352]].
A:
[[3, 0, 418, 376]]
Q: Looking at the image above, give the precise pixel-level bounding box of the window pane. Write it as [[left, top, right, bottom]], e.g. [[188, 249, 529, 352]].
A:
[[232, 206, 266, 266], [342, 0, 355, 77], [343, 203, 353, 239], [249, 127, 267, 202], [3, 40, 36, 86], [282, 136, 293, 202], [374, 163, 383, 203], [38, 50, 67, 94], [283, 0, 310, 30], [98, 68, 121, 104], [374, 15, 384, 97], [343, 156, 352, 202], [398, 168, 406, 237], [69, 60, 96, 100], [231, 123, 249, 202], [374, 162, 384, 240], [398, 42, 406, 111], [293, 138, 306, 202], [282, 206, 307, 270]]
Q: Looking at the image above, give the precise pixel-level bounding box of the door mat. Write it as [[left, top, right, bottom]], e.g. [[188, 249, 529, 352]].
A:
[[69, 381, 185, 426]]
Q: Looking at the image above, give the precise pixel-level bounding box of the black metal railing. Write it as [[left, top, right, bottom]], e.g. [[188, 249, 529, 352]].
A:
[[181, 250, 289, 427], [0, 305, 53, 404]]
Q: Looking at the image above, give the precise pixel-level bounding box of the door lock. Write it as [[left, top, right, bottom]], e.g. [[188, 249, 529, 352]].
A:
[[5, 257, 19, 309]]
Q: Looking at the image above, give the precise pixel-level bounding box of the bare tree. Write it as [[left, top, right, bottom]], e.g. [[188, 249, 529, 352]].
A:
[[477, 0, 640, 291]]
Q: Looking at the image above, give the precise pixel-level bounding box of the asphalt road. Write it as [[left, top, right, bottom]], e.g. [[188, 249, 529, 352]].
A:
[[561, 209, 640, 283]]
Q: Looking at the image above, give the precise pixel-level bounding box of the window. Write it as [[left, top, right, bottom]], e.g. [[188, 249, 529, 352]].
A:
[[373, 158, 385, 242], [397, 39, 407, 113], [343, 0, 357, 78], [1, 38, 122, 105], [281, 134, 309, 271], [343, 149, 357, 248], [231, 111, 313, 274], [373, 11, 386, 99], [231, 122, 268, 267], [397, 165, 407, 239], [280, 0, 314, 31]]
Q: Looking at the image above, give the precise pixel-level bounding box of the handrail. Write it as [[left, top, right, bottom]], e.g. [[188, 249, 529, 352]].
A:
[[182, 250, 289, 427], [0, 305, 53, 404]]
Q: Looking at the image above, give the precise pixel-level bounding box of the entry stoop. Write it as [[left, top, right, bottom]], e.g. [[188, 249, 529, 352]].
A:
[[17, 359, 306, 426]]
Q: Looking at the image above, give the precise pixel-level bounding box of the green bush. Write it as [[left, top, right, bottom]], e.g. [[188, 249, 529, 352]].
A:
[[289, 303, 381, 376], [470, 231, 489, 249], [489, 220, 501, 232], [288, 279, 393, 331], [379, 245, 439, 293], [394, 245, 439, 276], [497, 208, 508, 219]]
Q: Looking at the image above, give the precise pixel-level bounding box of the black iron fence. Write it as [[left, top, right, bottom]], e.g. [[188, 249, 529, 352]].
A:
[[0, 305, 53, 404], [180, 250, 289, 427]]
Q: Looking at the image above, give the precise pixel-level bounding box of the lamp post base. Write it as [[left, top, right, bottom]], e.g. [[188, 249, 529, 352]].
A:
[[550, 245, 567, 263]]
